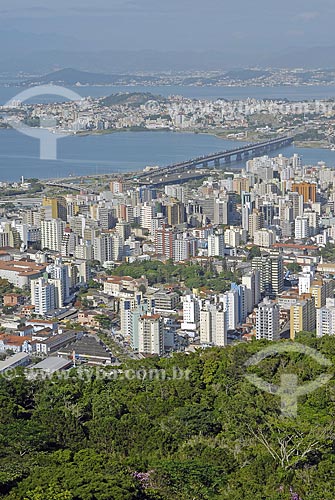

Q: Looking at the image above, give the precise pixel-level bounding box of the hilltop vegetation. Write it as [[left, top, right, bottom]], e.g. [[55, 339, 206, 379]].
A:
[[0, 335, 334, 499], [111, 259, 240, 291], [101, 92, 166, 108]]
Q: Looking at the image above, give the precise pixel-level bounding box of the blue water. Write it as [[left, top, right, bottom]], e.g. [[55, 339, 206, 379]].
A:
[[1, 84, 335, 181], [0, 128, 334, 182], [0, 129, 246, 181], [77, 84, 335, 101]]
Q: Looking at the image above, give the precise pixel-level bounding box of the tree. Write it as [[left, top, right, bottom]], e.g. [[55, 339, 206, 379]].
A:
[[248, 246, 261, 259], [95, 314, 112, 329], [0, 338, 334, 499], [287, 262, 302, 274]]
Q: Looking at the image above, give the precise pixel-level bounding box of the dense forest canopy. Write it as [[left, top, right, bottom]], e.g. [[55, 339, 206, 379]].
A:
[[0, 335, 334, 499]]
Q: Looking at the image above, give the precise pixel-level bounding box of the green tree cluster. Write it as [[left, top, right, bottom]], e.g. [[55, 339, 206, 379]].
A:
[[0, 336, 334, 499], [111, 260, 240, 292]]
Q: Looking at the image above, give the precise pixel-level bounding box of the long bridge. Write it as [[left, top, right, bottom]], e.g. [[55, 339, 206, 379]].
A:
[[45, 182, 82, 192], [135, 135, 293, 186]]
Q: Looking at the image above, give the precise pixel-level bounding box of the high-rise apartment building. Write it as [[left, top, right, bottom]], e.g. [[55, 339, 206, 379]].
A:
[[41, 219, 66, 252], [138, 314, 164, 355], [42, 197, 67, 221], [290, 297, 316, 340], [295, 216, 310, 240], [242, 270, 261, 314], [291, 182, 317, 203], [155, 226, 177, 259], [208, 233, 225, 257], [31, 277, 56, 316], [256, 298, 280, 341], [181, 295, 201, 332], [252, 254, 283, 297], [248, 210, 264, 238], [200, 303, 227, 346], [317, 299, 335, 337]]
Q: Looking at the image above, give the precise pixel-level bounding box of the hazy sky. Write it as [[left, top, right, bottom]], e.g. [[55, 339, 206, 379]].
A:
[[0, 0, 334, 53]]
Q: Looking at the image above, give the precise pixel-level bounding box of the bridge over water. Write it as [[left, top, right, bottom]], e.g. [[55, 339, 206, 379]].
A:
[[136, 135, 293, 186]]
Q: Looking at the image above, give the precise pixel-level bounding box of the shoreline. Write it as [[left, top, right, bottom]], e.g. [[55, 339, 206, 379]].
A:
[[74, 127, 331, 151], [0, 125, 330, 150], [7, 82, 335, 89]]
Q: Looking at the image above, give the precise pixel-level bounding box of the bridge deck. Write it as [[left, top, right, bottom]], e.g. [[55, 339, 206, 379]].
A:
[[135, 136, 293, 182]]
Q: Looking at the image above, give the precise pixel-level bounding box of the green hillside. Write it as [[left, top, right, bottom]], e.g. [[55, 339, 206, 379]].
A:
[[0, 335, 334, 499], [101, 92, 166, 107]]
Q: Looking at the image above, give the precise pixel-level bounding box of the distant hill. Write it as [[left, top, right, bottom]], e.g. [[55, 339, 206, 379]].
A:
[[222, 69, 270, 80], [101, 92, 166, 107], [22, 68, 154, 86], [261, 45, 335, 68]]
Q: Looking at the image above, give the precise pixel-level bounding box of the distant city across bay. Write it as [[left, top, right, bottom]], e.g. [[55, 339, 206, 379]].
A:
[[1, 84, 335, 181], [4, 83, 335, 104]]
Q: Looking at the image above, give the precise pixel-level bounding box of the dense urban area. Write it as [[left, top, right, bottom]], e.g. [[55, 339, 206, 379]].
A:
[[3, 90, 335, 149], [1, 150, 335, 357], [1, 0, 335, 496], [0, 148, 335, 498], [17, 66, 335, 87], [1, 60, 335, 500]]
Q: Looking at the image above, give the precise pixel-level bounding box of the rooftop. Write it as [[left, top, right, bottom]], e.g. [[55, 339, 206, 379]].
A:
[[0, 352, 30, 372], [32, 356, 72, 372], [0, 260, 47, 276]]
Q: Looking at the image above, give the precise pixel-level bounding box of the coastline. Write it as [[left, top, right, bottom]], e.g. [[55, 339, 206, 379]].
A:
[[0, 124, 330, 150], [74, 127, 331, 151]]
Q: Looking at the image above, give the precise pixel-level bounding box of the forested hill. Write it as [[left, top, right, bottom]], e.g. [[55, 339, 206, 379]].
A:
[[101, 92, 166, 108], [0, 335, 334, 499]]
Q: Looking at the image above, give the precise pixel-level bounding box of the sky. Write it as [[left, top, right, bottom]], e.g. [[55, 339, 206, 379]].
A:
[[0, 0, 334, 71]]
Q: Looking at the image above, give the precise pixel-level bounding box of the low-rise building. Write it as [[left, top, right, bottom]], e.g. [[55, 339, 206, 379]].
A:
[[0, 334, 32, 353], [0, 260, 47, 287], [78, 311, 100, 328], [35, 330, 80, 355], [0, 352, 30, 374], [3, 293, 24, 307]]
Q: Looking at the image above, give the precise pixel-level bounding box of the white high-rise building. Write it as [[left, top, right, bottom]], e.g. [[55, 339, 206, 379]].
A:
[[213, 198, 228, 225], [138, 314, 164, 355], [242, 271, 261, 314], [208, 233, 225, 257], [48, 257, 70, 307], [111, 233, 124, 261], [295, 216, 310, 240], [181, 295, 201, 332], [253, 228, 276, 248], [174, 237, 197, 262], [316, 298, 335, 337], [256, 298, 280, 341], [200, 303, 227, 346], [221, 289, 239, 331], [61, 228, 78, 257], [298, 273, 312, 295], [119, 296, 142, 337], [31, 277, 56, 316], [140, 204, 154, 231], [93, 233, 113, 264], [41, 219, 65, 252], [75, 241, 93, 261], [224, 228, 241, 248], [303, 210, 319, 236], [288, 192, 304, 219]]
